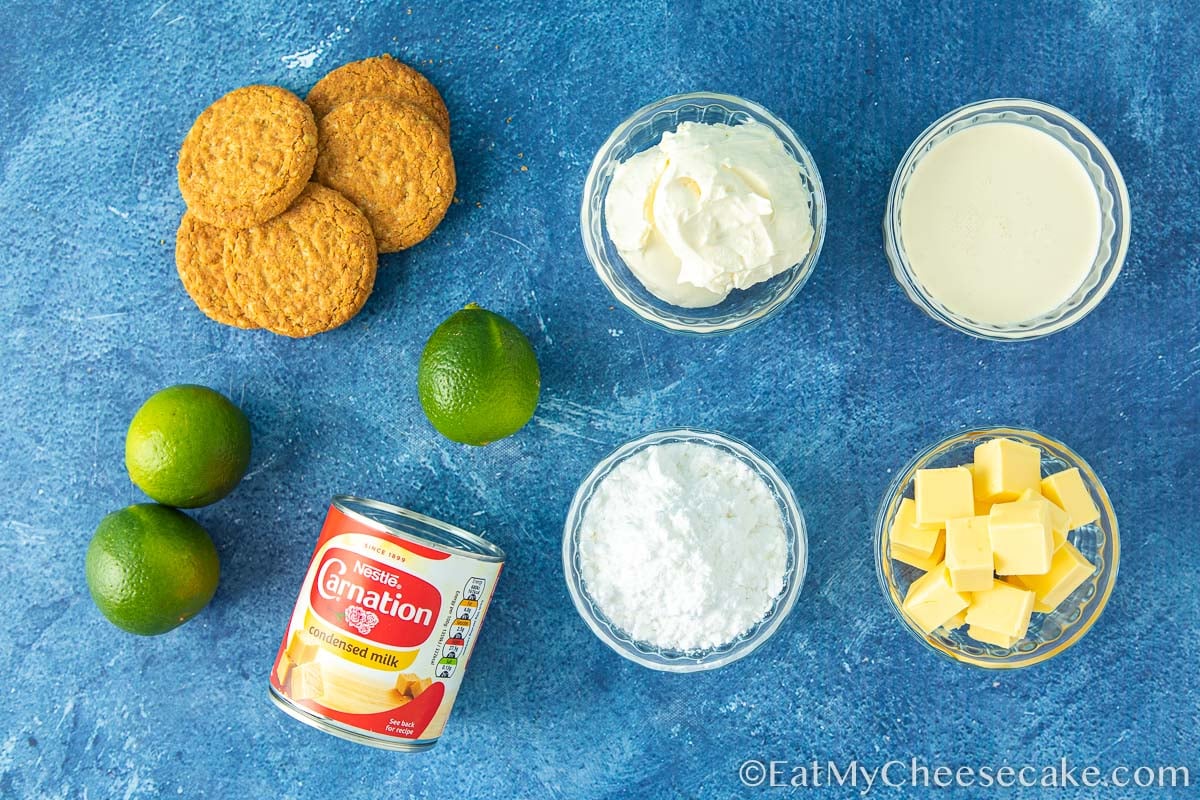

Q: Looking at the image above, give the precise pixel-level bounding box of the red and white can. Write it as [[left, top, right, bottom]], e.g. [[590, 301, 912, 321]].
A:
[[269, 496, 505, 751]]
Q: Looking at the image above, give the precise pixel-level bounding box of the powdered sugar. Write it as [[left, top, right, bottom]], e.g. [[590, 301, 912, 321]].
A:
[[578, 441, 788, 651]]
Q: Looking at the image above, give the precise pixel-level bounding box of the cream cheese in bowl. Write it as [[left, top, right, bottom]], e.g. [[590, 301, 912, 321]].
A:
[[581, 92, 826, 335], [604, 121, 815, 309]]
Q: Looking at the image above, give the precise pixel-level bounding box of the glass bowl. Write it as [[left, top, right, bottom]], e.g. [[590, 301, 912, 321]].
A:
[[563, 428, 808, 671], [580, 92, 827, 335], [874, 426, 1119, 669], [883, 98, 1130, 340]]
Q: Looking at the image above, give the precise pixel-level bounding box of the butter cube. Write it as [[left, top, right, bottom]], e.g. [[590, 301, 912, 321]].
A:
[[945, 516, 994, 592], [943, 608, 968, 630], [1041, 468, 1100, 529], [966, 579, 1035, 640], [892, 535, 945, 571], [964, 463, 983, 499], [968, 624, 1018, 649], [914, 466, 974, 528], [967, 465, 994, 516], [1019, 488, 1069, 551], [902, 563, 970, 633], [973, 438, 1041, 502], [988, 500, 1054, 575], [1011, 541, 1096, 613], [890, 498, 945, 568]]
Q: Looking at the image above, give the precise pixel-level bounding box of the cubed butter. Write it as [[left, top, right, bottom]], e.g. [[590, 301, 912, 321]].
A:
[[1019, 487, 1069, 551], [966, 464, 993, 514], [973, 437, 1041, 502], [892, 535, 945, 571], [902, 563, 970, 634], [1041, 467, 1100, 529], [945, 516, 994, 592], [968, 624, 1018, 649], [890, 497, 943, 558], [988, 500, 1054, 575], [965, 579, 1035, 640], [890, 498, 944, 569], [943, 608, 968, 630], [914, 466, 974, 528], [965, 463, 984, 500], [1011, 541, 1096, 613]]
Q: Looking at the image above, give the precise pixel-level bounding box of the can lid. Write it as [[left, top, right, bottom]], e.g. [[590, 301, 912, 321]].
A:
[[332, 495, 506, 563]]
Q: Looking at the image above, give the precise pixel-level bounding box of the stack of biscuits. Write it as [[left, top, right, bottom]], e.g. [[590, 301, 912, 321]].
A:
[[175, 55, 456, 337]]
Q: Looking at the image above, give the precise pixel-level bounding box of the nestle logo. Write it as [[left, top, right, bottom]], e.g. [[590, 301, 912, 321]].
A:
[[353, 559, 401, 588]]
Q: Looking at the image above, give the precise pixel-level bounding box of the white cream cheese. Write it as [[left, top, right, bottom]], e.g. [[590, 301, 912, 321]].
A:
[[604, 121, 815, 308]]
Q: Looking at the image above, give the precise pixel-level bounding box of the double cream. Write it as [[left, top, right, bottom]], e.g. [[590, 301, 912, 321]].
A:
[[898, 122, 1102, 326], [605, 121, 815, 308]]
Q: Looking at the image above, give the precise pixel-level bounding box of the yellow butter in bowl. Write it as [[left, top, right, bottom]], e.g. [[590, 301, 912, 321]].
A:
[[1041, 467, 1101, 529], [1011, 541, 1096, 613], [901, 563, 969, 634], [966, 580, 1035, 641], [968, 624, 1018, 649], [988, 500, 1054, 576], [1018, 487, 1069, 551], [914, 466, 973, 528], [889, 497, 945, 570], [973, 437, 1041, 502], [945, 516, 993, 592]]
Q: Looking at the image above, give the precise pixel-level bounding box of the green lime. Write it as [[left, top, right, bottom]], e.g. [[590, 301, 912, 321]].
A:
[[125, 384, 251, 508], [417, 303, 541, 446], [85, 503, 220, 635]]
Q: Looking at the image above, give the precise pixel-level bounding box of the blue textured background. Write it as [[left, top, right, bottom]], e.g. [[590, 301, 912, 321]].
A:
[[1, 1, 1197, 798]]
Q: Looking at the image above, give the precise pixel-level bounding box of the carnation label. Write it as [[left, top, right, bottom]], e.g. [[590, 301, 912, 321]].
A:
[[269, 496, 504, 751]]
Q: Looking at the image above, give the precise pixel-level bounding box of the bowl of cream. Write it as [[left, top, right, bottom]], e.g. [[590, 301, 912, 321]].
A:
[[581, 92, 826, 335], [884, 98, 1130, 340]]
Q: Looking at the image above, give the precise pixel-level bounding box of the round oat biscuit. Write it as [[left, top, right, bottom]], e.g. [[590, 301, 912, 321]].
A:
[[224, 183, 377, 338], [175, 212, 257, 329], [306, 54, 450, 134], [178, 85, 318, 230], [314, 98, 456, 253]]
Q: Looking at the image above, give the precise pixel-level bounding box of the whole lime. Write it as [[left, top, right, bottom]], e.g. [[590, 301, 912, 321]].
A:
[[417, 304, 541, 446], [125, 384, 251, 508], [85, 503, 220, 635]]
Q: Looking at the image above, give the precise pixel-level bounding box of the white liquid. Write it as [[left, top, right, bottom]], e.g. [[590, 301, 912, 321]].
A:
[[899, 122, 1101, 326]]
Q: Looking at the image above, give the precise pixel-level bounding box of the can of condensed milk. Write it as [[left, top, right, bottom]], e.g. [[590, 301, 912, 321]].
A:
[[268, 495, 504, 751]]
